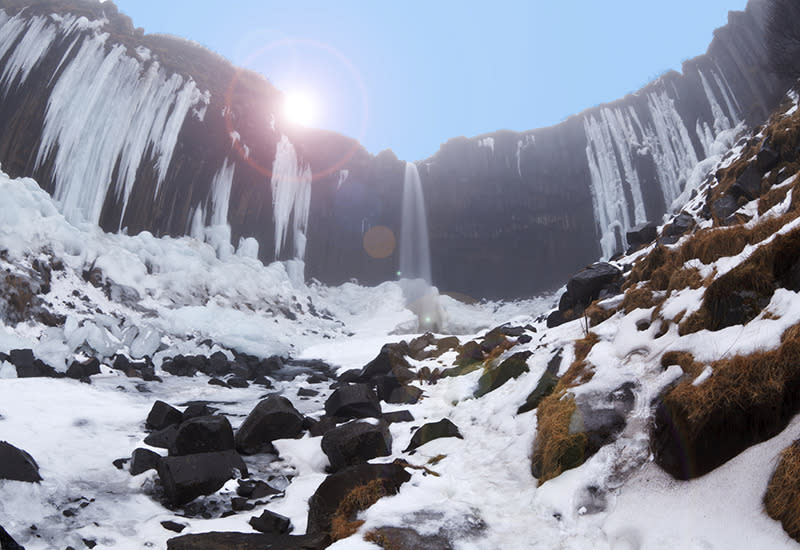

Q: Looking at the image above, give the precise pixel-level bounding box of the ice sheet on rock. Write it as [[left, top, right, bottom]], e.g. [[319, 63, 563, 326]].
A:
[[271, 135, 312, 261]]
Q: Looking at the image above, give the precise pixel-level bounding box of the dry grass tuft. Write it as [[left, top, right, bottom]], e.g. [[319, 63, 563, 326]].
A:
[[532, 392, 587, 484], [330, 479, 390, 541], [584, 301, 616, 327], [660, 350, 702, 377], [765, 440, 800, 542], [621, 287, 658, 314]]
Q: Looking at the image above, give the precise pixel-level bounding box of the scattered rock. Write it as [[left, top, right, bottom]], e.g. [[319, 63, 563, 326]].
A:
[[730, 163, 763, 201], [66, 358, 101, 380], [146, 401, 183, 431], [249, 510, 292, 535], [306, 463, 411, 535], [321, 420, 392, 472], [130, 448, 162, 476], [298, 388, 319, 397], [404, 419, 463, 452], [9, 349, 60, 378], [323, 384, 381, 420], [237, 479, 281, 500], [367, 526, 453, 550], [0, 441, 42, 482], [549, 263, 623, 327], [383, 410, 414, 424], [160, 521, 187, 534], [0, 525, 24, 550], [227, 376, 249, 388], [306, 416, 339, 438], [157, 450, 248, 506], [235, 396, 304, 455], [454, 341, 483, 367], [711, 194, 740, 221], [385, 384, 423, 404], [757, 139, 780, 172], [144, 424, 179, 450], [231, 497, 255, 512], [170, 415, 235, 456], [474, 351, 531, 398], [517, 370, 559, 414], [166, 532, 327, 550], [626, 221, 658, 251], [182, 403, 216, 422]]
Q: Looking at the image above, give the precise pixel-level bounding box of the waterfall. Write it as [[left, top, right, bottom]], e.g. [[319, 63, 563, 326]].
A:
[[399, 162, 432, 283], [398, 162, 442, 332]]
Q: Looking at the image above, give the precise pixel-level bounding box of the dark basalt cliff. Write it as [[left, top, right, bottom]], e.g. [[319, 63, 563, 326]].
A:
[[0, 0, 794, 298]]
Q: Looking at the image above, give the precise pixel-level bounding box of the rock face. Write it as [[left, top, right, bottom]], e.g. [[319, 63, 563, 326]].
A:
[[0, 441, 42, 482], [0, 1, 793, 299]]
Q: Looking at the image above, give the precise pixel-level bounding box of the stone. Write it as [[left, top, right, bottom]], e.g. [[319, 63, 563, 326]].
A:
[[480, 328, 508, 354], [306, 415, 339, 438], [237, 479, 281, 499], [407, 333, 436, 360], [474, 351, 531, 398], [367, 526, 453, 550], [626, 221, 658, 251], [0, 441, 41, 482], [385, 384, 423, 405], [144, 424, 179, 450], [169, 415, 235, 456], [231, 497, 255, 512], [562, 262, 623, 313], [306, 463, 410, 535], [235, 396, 304, 455], [730, 163, 763, 201], [249, 510, 292, 535], [161, 521, 187, 533], [130, 448, 162, 476], [454, 341, 483, 366], [66, 357, 101, 379], [404, 419, 463, 452], [757, 139, 780, 172], [383, 410, 414, 424], [323, 384, 381, 420], [297, 388, 319, 397], [9, 349, 59, 378], [182, 403, 216, 421], [660, 212, 696, 242], [711, 194, 740, 221], [0, 525, 24, 550], [157, 450, 248, 506], [166, 532, 328, 550], [321, 420, 392, 472], [146, 400, 183, 431], [517, 370, 559, 414]]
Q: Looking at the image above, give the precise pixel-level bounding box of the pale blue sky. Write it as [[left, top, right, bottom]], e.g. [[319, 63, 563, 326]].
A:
[[112, 0, 748, 161]]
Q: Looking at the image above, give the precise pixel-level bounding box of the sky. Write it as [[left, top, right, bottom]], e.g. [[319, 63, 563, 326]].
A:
[[111, 0, 749, 162]]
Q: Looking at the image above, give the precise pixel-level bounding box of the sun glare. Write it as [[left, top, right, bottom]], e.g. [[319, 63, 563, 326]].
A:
[[283, 91, 316, 126]]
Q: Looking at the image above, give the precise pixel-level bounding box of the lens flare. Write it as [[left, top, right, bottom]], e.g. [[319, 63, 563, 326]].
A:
[[283, 91, 316, 126]]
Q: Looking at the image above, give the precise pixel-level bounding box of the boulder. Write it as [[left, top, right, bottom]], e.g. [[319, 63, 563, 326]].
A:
[[730, 163, 763, 201], [517, 370, 559, 414], [169, 415, 235, 456], [565, 262, 623, 308], [383, 410, 414, 424], [454, 341, 483, 367], [249, 510, 292, 535], [161, 521, 187, 534], [757, 139, 780, 172], [0, 441, 41, 482], [474, 351, 531, 398], [323, 384, 381, 420], [385, 384, 423, 404], [130, 447, 162, 476], [166, 532, 327, 550], [146, 401, 183, 431], [407, 333, 436, 360], [711, 194, 740, 221], [162, 355, 206, 377], [237, 479, 281, 499], [321, 420, 392, 472], [235, 396, 304, 455], [367, 527, 453, 550], [626, 221, 658, 251], [182, 403, 216, 422], [306, 463, 411, 535], [144, 424, 179, 449], [0, 525, 24, 550], [404, 419, 463, 452], [157, 450, 248, 506], [356, 344, 415, 401], [9, 349, 59, 378], [480, 328, 508, 354], [66, 357, 101, 380]]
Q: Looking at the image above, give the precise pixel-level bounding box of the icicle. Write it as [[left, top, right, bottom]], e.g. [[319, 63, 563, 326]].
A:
[[0, 15, 59, 96], [699, 69, 732, 136], [270, 135, 312, 261], [209, 159, 235, 227]]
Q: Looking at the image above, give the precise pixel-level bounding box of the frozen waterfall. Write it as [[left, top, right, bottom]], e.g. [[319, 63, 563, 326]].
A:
[[270, 135, 312, 263]]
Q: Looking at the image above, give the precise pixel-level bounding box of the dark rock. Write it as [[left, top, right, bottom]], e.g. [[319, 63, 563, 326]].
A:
[[711, 194, 740, 221], [235, 395, 304, 455], [112, 458, 128, 470], [161, 521, 187, 533], [474, 351, 531, 398], [356, 344, 415, 401], [236, 479, 281, 499], [206, 351, 230, 377], [336, 369, 360, 384], [321, 420, 392, 472], [162, 355, 205, 377], [166, 532, 328, 550], [757, 139, 780, 172], [517, 370, 559, 414], [408, 333, 436, 360], [157, 450, 248, 506], [0, 441, 41, 482], [208, 378, 228, 388], [517, 334, 533, 345], [130, 448, 162, 476], [226, 376, 249, 388], [480, 328, 508, 354], [252, 375, 273, 388], [386, 384, 423, 404], [436, 336, 460, 353], [144, 424, 179, 449], [306, 463, 411, 535], [546, 310, 566, 329], [626, 221, 659, 251], [146, 401, 183, 431], [170, 415, 235, 456], [404, 419, 463, 452], [323, 384, 381, 420], [297, 388, 319, 397], [231, 497, 255, 512], [82, 538, 97, 549], [182, 403, 216, 422], [249, 510, 292, 535], [306, 415, 339, 438], [660, 212, 696, 240], [730, 163, 763, 201], [0, 525, 24, 550], [66, 358, 101, 380], [454, 341, 483, 366], [565, 263, 623, 309], [367, 526, 453, 550], [383, 410, 414, 424], [9, 349, 59, 378], [497, 324, 526, 337]]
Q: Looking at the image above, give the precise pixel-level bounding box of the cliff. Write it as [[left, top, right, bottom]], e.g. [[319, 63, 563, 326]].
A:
[[0, 0, 793, 298]]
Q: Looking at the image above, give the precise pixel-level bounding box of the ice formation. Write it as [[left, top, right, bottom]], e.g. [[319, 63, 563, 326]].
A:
[[270, 135, 313, 261]]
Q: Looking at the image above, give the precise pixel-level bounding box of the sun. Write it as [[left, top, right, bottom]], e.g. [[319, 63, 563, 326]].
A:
[[283, 91, 316, 126]]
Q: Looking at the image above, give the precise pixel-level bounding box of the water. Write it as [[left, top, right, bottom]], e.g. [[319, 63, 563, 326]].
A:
[[399, 162, 432, 282], [398, 162, 442, 332]]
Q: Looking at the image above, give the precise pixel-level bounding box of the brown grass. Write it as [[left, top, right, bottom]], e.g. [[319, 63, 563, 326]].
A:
[[532, 392, 587, 484], [584, 301, 616, 327], [330, 479, 390, 541], [621, 287, 658, 314], [765, 440, 800, 542], [660, 350, 702, 377]]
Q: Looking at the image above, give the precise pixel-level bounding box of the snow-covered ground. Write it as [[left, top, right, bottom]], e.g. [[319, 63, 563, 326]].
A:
[[0, 166, 798, 549]]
